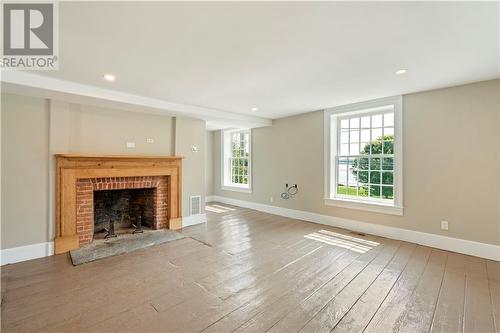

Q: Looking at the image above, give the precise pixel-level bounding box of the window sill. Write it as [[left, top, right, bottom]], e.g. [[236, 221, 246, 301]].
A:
[[221, 185, 252, 194], [324, 197, 403, 216]]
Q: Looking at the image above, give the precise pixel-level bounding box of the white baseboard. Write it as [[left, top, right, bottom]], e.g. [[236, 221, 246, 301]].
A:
[[206, 196, 215, 203], [182, 213, 207, 228], [0, 241, 54, 266], [211, 195, 500, 261]]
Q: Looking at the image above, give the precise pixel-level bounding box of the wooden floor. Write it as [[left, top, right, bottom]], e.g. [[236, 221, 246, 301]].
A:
[[1, 203, 499, 333]]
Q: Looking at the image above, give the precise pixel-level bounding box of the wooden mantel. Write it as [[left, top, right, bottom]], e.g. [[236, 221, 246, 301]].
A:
[[55, 154, 183, 254]]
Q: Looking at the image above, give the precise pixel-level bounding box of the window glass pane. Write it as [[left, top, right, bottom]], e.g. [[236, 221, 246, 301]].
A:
[[360, 142, 370, 154], [382, 172, 393, 185], [341, 119, 349, 129], [371, 128, 383, 141], [350, 130, 359, 143], [372, 114, 383, 127], [340, 130, 349, 144], [350, 117, 360, 129], [340, 144, 349, 155], [359, 185, 369, 197], [359, 157, 369, 169], [370, 141, 382, 154], [370, 171, 381, 184], [348, 158, 357, 186], [384, 113, 394, 127], [382, 157, 393, 170], [361, 116, 370, 128], [339, 158, 348, 171], [350, 143, 360, 155], [383, 140, 393, 154], [382, 186, 393, 199], [341, 185, 357, 196], [337, 183, 348, 195], [370, 157, 381, 170], [361, 129, 370, 142], [384, 127, 394, 137], [338, 170, 348, 187], [370, 185, 381, 198], [358, 171, 369, 183]]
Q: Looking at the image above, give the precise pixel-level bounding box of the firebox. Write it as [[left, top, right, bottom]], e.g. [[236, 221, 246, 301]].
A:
[[93, 188, 155, 239], [75, 176, 170, 245]]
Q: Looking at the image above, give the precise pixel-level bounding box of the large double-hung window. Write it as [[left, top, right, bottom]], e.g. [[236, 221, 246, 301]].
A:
[[325, 96, 403, 215], [222, 129, 252, 193]]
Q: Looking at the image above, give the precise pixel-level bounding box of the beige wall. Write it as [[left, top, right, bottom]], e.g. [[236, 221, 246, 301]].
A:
[[213, 79, 500, 246], [206, 131, 214, 196], [49, 100, 174, 156], [2, 94, 50, 249], [1, 93, 206, 249], [174, 117, 206, 216]]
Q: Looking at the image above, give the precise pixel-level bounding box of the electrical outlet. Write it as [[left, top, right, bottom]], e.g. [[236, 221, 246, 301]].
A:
[[441, 221, 449, 230], [126, 142, 136, 149], [270, 197, 274, 203], [146, 138, 154, 143]]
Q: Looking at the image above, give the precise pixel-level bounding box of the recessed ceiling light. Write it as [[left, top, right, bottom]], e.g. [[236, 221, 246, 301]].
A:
[[396, 69, 407, 75], [103, 74, 116, 81], [251, 107, 258, 111]]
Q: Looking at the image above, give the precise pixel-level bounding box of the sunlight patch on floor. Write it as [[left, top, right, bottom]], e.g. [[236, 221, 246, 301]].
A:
[[304, 230, 379, 253], [317, 229, 380, 246], [205, 204, 237, 213]]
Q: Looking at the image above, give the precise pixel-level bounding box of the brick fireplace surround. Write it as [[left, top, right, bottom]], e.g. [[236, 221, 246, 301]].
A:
[[76, 176, 169, 245], [55, 155, 183, 254]]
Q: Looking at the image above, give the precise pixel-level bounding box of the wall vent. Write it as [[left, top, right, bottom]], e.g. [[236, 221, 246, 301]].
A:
[[190, 195, 202, 216]]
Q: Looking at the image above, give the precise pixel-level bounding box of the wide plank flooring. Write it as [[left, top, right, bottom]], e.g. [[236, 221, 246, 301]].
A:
[[1, 202, 499, 332]]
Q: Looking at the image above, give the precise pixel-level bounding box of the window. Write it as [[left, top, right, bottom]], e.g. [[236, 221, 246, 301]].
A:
[[325, 96, 403, 215], [222, 129, 252, 193]]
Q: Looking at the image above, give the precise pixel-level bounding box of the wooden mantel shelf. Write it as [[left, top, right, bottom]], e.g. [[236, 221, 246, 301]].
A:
[[55, 154, 184, 160], [54, 154, 183, 254]]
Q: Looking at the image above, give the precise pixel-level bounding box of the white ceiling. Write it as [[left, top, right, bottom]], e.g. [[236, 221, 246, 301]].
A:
[[5, 2, 500, 128]]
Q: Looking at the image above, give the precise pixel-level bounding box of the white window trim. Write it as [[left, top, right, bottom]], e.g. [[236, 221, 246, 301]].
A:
[[221, 128, 252, 193], [324, 96, 403, 216]]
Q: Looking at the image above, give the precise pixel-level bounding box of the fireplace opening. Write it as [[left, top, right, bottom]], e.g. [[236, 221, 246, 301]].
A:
[[93, 188, 155, 240]]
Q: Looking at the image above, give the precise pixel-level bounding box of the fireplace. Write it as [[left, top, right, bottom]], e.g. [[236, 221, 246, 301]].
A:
[[55, 155, 183, 254]]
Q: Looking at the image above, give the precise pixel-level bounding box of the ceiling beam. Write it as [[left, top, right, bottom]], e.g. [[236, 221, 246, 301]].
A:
[[1, 71, 272, 130]]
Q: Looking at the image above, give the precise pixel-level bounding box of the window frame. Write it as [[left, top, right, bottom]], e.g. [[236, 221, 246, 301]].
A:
[[324, 96, 403, 215], [221, 128, 252, 193]]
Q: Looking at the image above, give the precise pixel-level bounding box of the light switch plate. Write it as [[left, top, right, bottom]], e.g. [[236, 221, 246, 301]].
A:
[[441, 221, 449, 230], [126, 142, 136, 149]]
